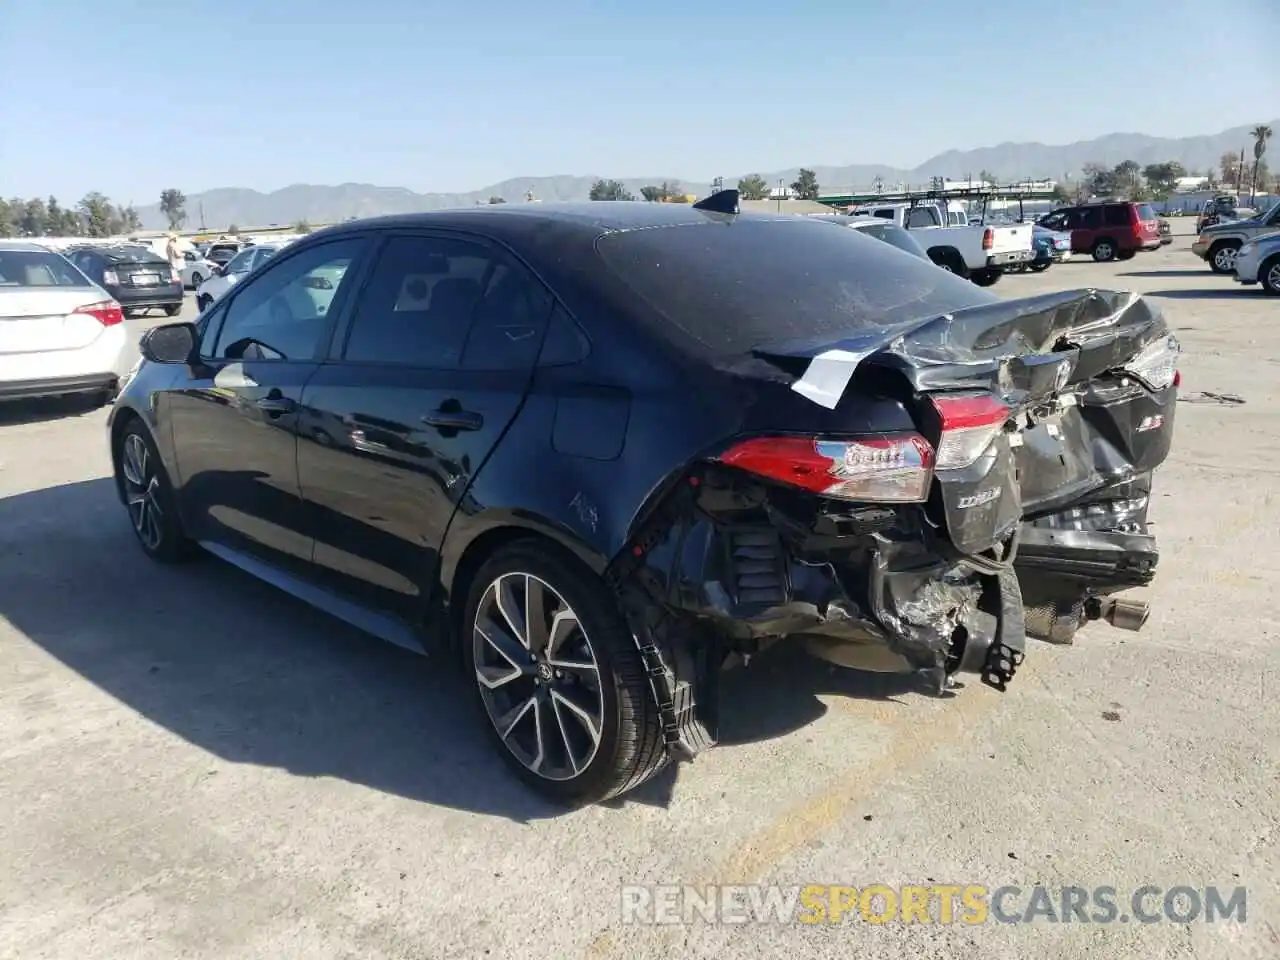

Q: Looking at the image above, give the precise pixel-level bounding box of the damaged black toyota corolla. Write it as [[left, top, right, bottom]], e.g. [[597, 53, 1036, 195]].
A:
[[108, 191, 1178, 805]]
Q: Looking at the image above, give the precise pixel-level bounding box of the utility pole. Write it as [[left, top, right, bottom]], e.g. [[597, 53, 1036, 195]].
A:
[[199, 201, 206, 231], [711, 176, 724, 195]]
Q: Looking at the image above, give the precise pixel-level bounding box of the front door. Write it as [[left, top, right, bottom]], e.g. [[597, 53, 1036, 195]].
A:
[[296, 231, 553, 622], [166, 236, 371, 577]]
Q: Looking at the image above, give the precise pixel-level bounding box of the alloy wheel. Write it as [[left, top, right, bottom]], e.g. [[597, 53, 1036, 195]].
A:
[[1095, 242, 1114, 261], [473, 572, 604, 781], [1214, 246, 1238, 272], [120, 433, 164, 551], [1266, 261, 1280, 293]]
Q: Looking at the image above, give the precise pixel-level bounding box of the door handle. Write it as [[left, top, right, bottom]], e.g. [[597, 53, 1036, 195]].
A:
[[421, 408, 483, 431], [256, 395, 296, 414]]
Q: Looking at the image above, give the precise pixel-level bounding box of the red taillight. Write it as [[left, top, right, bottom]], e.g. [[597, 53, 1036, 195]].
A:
[[73, 300, 124, 327], [931, 394, 1011, 470], [982, 228, 994, 251], [715, 434, 935, 503], [1173, 370, 1181, 388]]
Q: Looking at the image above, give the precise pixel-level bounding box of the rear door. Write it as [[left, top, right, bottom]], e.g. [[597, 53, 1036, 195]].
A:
[[165, 236, 371, 577], [296, 231, 553, 620]]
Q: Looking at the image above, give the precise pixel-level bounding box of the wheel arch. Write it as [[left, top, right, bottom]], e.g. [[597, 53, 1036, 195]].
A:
[[439, 513, 612, 649]]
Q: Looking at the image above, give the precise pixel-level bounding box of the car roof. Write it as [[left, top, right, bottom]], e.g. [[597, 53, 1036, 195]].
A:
[[0, 240, 52, 252], [311, 202, 810, 243]]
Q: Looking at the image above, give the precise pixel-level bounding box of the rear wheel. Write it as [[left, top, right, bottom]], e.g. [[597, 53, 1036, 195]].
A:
[[929, 250, 966, 276], [114, 420, 196, 563], [1028, 261, 1051, 272], [1092, 239, 1117, 262], [970, 269, 1001, 287], [196, 294, 213, 313], [163, 304, 181, 317], [190, 272, 204, 288], [1116, 249, 1136, 261], [1209, 240, 1241, 274], [463, 540, 666, 806], [1261, 255, 1280, 296]]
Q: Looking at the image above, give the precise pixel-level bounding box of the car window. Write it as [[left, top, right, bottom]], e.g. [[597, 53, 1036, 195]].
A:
[[197, 300, 228, 356], [538, 304, 590, 366], [904, 207, 938, 229], [224, 248, 256, 274], [595, 218, 999, 358], [1078, 207, 1102, 229], [0, 250, 92, 287], [342, 235, 551, 370], [1103, 205, 1129, 226], [212, 238, 365, 361], [1135, 204, 1157, 222], [856, 222, 928, 258]]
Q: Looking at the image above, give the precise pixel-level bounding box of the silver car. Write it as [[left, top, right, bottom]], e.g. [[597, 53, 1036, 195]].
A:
[[1232, 230, 1280, 295], [0, 242, 132, 405]]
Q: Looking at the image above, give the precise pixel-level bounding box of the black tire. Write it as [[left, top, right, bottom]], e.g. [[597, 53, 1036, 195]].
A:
[[190, 272, 203, 288], [1091, 239, 1117, 262], [1260, 254, 1280, 296], [462, 540, 666, 806], [929, 250, 967, 276], [970, 268, 1001, 287], [163, 304, 181, 317], [1028, 261, 1051, 272], [1116, 249, 1136, 261], [113, 419, 197, 563], [1208, 240, 1241, 275], [196, 295, 212, 313]]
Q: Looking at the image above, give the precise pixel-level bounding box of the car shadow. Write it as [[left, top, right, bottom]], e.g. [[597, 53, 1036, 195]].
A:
[[1, 478, 921, 821], [1143, 288, 1256, 300], [0, 395, 111, 426]]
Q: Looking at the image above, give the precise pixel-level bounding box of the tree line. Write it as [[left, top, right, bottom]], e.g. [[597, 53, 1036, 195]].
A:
[[585, 169, 824, 203], [0, 187, 190, 239]]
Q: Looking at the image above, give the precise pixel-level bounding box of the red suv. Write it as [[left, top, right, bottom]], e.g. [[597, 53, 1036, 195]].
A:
[[1037, 202, 1161, 262]]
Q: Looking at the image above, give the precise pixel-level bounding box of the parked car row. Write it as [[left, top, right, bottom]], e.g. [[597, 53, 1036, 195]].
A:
[[1189, 201, 1280, 293], [99, 193, 1178, 805]]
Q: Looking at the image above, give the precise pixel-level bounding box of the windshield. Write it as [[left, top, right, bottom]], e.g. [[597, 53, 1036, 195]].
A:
[[595, 218, 997, 357], [0, 249, 92, 287], [853, 222, 928, 259]]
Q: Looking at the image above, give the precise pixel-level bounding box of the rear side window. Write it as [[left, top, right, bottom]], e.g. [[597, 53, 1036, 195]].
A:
[[0, 250, 90, 287], [904, 207, 939, 229], [341, 235, 551, 370], [595, 218, 998, 358], [1135, 204, 1157, 222], [1103, 205, 1130, 226]]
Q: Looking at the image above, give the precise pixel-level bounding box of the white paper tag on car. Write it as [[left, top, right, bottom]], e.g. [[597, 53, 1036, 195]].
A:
[[791, 348, 870, 410]]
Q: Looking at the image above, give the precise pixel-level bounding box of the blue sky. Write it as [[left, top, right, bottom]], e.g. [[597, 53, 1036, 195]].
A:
[[2, 0, 1276, 203]]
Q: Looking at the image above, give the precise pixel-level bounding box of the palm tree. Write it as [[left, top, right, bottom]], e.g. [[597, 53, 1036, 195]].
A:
[[1250, 125, 1272, 202]]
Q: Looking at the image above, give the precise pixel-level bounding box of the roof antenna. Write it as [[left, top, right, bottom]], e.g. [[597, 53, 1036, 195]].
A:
[[693, 187, 739, 215]]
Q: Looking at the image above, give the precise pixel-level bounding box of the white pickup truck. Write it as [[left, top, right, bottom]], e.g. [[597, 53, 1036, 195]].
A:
[[851, 201, 1034, 287]]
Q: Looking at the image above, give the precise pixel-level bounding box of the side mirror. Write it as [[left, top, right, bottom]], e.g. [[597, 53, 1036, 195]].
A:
[[211, 264, 225, 276], [139, 322, 198, 364]]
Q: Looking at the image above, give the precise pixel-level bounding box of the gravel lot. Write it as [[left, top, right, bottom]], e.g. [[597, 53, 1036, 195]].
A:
[[2, 226, 1277, 960]]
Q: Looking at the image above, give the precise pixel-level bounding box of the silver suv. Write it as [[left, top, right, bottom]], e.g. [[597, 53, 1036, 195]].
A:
[[1191, 202, 1280, 273]]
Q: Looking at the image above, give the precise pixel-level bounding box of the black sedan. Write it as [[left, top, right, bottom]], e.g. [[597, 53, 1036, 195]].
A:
[[107, 194, 1179, 805], [65, 244, 184, 317]]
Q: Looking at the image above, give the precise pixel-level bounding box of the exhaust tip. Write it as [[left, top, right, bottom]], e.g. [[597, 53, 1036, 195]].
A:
[[1105, 598, 1150, 632]]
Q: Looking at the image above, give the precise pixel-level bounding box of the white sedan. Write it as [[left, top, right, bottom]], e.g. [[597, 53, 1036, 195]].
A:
[[180, 249, 217, 290], [0, 241, 133, 406], [194, 243, 284, 312]]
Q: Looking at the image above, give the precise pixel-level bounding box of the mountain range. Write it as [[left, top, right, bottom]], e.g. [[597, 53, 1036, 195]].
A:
[[137, 119, 1277, 230]]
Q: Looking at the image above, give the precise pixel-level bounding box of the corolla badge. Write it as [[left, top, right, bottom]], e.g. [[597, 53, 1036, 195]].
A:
[[957, 487, 1002, 509]]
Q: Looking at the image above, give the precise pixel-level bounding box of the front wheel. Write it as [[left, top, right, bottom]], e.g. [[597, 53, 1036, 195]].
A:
[[1209, 241, 1241, 274], [464, 541, 666, 806], [1028, 261, 1051, 273], [970, 269, 1001, 287], [114, 421, 196, 563], [1260, 255, 1280, 296]]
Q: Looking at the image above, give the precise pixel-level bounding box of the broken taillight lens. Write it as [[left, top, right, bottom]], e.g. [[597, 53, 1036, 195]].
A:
[[1122, 335, 1180, 391], [931, 394, 1011, 470], [715, 434, 935, 503]]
